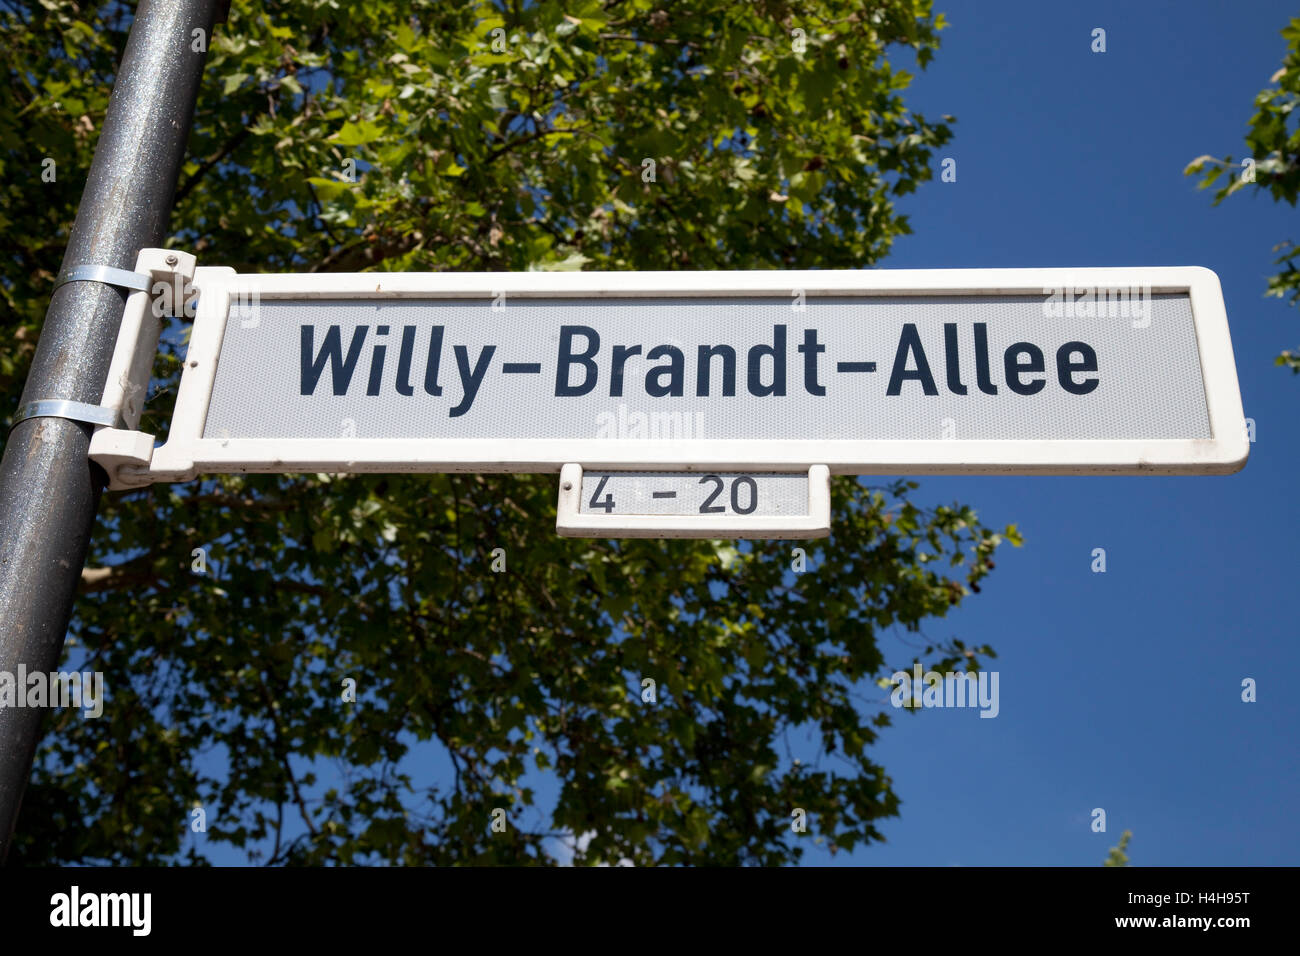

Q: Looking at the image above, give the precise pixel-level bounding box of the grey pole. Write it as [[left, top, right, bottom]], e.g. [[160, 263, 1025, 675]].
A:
[[0, 0, 222, 862]]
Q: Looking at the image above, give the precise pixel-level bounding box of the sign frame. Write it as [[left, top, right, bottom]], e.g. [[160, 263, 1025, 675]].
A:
[[101, 264, 1248, 486]]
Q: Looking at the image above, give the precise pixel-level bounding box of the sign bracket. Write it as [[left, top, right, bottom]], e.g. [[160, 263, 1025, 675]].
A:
[[87, 247, 196, 490]]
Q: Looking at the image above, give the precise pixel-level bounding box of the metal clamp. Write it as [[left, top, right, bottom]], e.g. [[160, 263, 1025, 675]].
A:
[[11, 399, 122, 430], [52, 264, 154, 294]]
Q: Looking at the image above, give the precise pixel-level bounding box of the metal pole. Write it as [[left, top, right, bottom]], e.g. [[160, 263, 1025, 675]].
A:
[[0, 0, 221, 861]]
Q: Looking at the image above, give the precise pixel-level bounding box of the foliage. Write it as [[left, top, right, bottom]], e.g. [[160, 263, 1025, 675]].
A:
[[1, 0, 1018, 865], [1186, 16, 1300, 374], [1103, 830, 1131, 867]]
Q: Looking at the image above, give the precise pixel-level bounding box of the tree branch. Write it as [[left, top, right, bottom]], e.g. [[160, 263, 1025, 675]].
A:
[[174, 124, 255, 206]]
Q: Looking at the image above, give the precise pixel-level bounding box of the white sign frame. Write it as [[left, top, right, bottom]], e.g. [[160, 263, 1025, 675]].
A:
[[128, 265, 1247, 482]]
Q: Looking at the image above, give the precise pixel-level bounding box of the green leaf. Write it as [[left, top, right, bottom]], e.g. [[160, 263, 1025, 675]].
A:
[[334, 120, 385, 146]]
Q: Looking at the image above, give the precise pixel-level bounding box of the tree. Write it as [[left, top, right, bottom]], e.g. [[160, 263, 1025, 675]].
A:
[[1103, 830, 1131, 867], [1, 0, 1018, 865], [1186, 16, 1300, 375]]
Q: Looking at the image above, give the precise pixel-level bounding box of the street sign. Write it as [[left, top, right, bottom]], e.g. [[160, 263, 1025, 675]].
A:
[[87, 260, 1249, 535], [556, 465, 830, 538]]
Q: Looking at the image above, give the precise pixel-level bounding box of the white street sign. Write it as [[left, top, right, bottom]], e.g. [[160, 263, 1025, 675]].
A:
[[89, 262, 1250, 514], [556, 465, 830, 539], [580, 471, 809, 518]]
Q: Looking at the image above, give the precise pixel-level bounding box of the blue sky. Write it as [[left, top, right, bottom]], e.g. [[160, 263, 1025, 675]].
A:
[[841, 0, 1300, 866], [180, 0, 1299, 866]]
